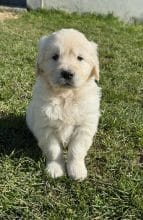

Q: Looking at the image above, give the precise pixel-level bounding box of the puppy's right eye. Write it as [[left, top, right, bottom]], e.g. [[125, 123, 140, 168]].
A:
[[52, 54, 59, 61], [77, 56, 84, 61]]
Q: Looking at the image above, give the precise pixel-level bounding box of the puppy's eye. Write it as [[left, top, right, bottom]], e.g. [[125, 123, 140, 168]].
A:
[[52, 54, 59, 61], [77, 56, 84, 61]]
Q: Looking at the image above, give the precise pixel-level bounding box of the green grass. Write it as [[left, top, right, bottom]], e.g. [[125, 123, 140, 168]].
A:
[[0, 10, 143, 219]]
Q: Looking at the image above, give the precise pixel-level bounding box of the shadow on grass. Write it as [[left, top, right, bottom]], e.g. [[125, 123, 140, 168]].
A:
[[0, 114, 41, 161]]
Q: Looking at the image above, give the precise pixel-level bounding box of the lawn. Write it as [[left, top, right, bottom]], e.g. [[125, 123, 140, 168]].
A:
[[0, 10, 143, 219]]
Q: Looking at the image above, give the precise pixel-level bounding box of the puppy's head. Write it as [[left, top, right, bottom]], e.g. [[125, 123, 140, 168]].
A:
[[37, 29, 99, 89]]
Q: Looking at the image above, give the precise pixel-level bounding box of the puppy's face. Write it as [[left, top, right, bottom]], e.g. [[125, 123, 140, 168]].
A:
[[37, 29, 99, 89]]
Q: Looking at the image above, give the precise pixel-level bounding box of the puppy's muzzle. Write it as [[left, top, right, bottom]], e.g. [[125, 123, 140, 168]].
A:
[[61, 70, 74, 81]]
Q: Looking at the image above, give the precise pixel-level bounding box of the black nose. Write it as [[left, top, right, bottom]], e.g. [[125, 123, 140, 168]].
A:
[[61, 70, 74, 80]]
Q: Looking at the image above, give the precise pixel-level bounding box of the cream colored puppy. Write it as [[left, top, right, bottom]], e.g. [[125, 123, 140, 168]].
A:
[[26, 29, 101, 180]]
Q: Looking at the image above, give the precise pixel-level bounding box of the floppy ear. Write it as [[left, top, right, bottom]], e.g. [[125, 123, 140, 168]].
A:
[[90, 41, 100, 81], [36, 36, 49, 75]]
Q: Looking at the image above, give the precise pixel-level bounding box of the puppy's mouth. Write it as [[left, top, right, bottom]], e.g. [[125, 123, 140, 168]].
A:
[[62, 81, 75, 88], [53, 78, 75, 89]]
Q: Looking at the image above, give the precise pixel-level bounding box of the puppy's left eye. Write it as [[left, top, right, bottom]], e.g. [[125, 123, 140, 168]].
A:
[[52, 54, 59, 61], [77, 56, 84, 61]]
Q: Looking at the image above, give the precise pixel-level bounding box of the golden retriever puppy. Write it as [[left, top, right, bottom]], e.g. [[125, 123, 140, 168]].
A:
[[26, 29, 101, 180]]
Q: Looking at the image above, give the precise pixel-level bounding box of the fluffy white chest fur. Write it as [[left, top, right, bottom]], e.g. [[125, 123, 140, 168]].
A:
[[27, 77, 101, 146]]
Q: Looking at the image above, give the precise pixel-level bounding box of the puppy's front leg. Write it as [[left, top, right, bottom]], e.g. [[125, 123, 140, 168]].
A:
[[39, 133, 65, 178], [67, 125, 95, 181]]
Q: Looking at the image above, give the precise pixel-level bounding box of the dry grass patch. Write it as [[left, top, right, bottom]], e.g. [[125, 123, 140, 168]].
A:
[[0, 11, 18, 21]]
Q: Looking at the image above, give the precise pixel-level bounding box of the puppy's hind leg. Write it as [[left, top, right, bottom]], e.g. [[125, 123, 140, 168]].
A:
[[39, 133, 65, 178]]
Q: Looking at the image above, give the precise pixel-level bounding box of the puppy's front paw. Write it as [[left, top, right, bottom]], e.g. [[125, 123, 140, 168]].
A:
[[45, 161, 65, 178], [67, 160, 87, 181]]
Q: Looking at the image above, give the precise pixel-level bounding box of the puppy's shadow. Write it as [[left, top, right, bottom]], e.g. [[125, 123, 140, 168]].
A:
[[0, 114, 41, 160]]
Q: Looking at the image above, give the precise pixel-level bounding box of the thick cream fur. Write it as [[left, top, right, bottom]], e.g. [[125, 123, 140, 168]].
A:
[[26, 29, 101, 180]]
